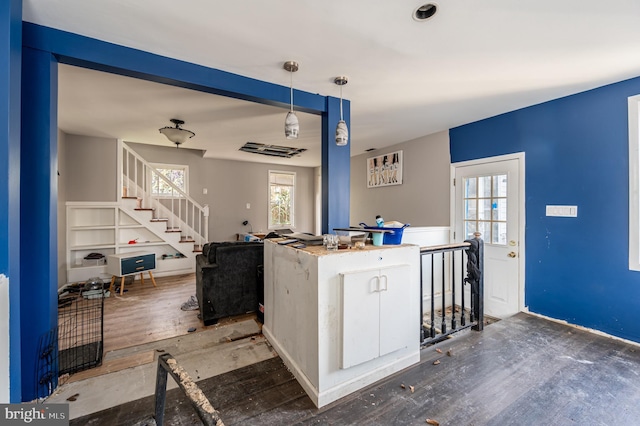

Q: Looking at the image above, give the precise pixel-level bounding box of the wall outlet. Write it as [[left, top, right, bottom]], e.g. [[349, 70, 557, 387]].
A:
[[203, 188, 208, 194], [546, 205, 577, 217], [246, 203, 251, 209]]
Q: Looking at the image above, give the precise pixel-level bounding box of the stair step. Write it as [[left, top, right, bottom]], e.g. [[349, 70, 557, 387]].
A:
[[150, 218, 168, 222], [134, 208, 154, 211], [166, 229, 181, 233], [122, 196, 138, 200], [179, 239, 195, 243]]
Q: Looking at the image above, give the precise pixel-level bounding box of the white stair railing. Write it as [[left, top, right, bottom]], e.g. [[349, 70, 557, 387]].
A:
[[121, 144, 209, 249]]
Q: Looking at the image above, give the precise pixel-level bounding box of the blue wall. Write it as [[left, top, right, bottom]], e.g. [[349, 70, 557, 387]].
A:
[[450, 76, 640, 342], [1, 0, 22, 402]]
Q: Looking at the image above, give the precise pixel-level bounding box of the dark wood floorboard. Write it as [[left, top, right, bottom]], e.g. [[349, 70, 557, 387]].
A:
[[72, 313, 640, 425]]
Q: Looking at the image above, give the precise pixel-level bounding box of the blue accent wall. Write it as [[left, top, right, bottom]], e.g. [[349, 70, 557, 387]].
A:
[[1, 0, 22, 403], [450, 76, 640, 342]]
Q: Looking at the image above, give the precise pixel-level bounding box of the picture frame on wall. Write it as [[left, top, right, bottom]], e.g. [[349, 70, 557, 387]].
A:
[[367, 150, 403, 188]]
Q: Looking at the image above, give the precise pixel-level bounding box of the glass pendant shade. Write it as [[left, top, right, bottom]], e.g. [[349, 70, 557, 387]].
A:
[[334, 76, 349, 146], [335, 120, 348, 146], [285, 111, 299, 139]]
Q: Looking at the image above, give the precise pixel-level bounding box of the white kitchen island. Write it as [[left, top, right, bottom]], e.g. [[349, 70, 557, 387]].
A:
[[262, 240, 421, 408]]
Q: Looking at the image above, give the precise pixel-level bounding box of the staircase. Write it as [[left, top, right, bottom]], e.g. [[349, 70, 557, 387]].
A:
[[119, 143, 209, 272], [65, 143, 210, 284]]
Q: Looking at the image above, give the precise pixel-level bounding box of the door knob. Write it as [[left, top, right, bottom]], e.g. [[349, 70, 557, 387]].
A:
[[508, 252, 517, 258]]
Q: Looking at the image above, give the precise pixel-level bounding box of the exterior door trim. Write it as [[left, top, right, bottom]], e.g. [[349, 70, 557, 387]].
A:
[[450, 152, 526, 313]]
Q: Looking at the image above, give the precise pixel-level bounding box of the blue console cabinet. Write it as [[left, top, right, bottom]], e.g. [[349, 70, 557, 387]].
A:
[[107, 251, 157, 295]]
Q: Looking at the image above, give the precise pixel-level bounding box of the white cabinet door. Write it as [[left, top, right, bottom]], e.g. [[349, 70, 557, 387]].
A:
[[379, 264, 412, 357], [341, 264, 411, 369], [341, 269, 380, 369]]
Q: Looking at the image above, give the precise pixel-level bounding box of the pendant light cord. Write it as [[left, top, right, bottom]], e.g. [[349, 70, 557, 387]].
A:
[[290, 71, 294, 112], [339, 84, 344, 120]]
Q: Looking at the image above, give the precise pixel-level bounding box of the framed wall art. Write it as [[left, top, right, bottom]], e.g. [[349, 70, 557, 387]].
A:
[[367, 150, 403, 188]]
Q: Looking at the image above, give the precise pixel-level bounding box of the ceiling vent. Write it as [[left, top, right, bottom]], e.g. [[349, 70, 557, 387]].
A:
[[239, 142, 307, 158]]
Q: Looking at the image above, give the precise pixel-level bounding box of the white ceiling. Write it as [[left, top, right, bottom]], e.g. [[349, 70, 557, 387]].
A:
[[23, 0, 640, 167]]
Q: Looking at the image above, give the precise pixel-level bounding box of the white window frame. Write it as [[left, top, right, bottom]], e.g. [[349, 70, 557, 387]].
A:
[[628, 95, 640, 271], [149, 162, 189, 198], [268, 170, 296, 229]]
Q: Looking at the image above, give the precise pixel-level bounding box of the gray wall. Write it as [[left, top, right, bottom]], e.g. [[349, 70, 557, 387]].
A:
[[65, 134, 118, 201], [126, 142, 316, 241], [350, 131, 450, 227]]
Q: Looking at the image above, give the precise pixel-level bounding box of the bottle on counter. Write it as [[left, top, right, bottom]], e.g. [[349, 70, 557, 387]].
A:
[[373, 215, 384, 246]]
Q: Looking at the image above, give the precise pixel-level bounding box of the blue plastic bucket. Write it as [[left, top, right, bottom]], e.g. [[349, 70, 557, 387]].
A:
[[359, 223, 410, 245]]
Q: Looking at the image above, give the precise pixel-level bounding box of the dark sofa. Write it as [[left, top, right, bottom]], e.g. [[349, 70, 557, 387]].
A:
[[195, 241, 264, 325]]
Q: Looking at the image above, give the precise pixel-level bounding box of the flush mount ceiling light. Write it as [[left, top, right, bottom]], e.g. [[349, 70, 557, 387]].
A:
[[283, 60, 300, 140], [413, 3, 438, 21], [159, 118, 195, 148], [334, 76, 349, 146]]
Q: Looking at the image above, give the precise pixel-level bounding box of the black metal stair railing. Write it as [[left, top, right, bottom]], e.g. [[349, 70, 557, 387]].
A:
[[420, 234, 484, 346]]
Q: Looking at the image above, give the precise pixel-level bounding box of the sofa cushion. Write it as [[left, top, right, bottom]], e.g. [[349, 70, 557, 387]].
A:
[[203, 241, 263, 264]]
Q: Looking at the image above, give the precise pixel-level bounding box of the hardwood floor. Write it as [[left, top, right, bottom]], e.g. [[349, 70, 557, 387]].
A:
[[64, 272, 254, 382], [72, 312, 640, 426], [101, 272, 205, 353]]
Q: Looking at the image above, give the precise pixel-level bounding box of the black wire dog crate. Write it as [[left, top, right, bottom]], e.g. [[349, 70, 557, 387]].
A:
[[57, 286, 105, 375]]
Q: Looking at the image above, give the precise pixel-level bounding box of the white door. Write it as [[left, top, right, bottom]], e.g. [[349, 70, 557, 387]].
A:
[[453, 155, 523, 318]]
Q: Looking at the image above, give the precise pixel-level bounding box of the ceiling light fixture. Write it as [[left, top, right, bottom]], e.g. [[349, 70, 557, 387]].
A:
[[283, 61, 300, 139], [334, 76, 349, 146], [159, 118, 195, 148]]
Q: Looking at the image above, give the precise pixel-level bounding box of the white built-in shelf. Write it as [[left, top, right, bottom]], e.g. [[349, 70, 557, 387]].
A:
[[68, 264, 108, 271], [66, 202, 190, 284], [70, 243, 117, 250], [118, 241, 165, 247], [70, 225, 117, 231]]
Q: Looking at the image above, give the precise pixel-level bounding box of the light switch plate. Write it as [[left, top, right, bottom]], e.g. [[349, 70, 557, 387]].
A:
[[546, 205, 578, 217]]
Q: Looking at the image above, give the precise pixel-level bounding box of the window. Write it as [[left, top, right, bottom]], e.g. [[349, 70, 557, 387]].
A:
[[269, 171, 295, 228], [150, 163, 188, 197], [463, 174, 508, 245]]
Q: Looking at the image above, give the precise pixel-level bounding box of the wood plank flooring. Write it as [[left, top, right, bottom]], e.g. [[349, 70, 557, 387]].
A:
[[71, 312, 640, 426], [61, 272, 257, 383], [101, 272, 206, 354]]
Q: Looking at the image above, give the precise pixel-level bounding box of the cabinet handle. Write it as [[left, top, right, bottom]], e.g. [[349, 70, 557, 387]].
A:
[[136, 266, 145, 271], [371, 276, 380, 293], [379, 274, 388, 292], [135, 259, 144, 263]]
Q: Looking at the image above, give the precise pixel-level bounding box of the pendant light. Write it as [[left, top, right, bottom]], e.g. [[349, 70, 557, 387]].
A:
[[159, 118, 195, 148], [283, 61, 299, 139], [334, 76, 349, 146]]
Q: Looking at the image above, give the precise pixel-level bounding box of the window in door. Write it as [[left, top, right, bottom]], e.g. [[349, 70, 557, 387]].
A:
[[269, 171, 295, 228], [150, 163, 188, 197], [463, 174, 507, 245]]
